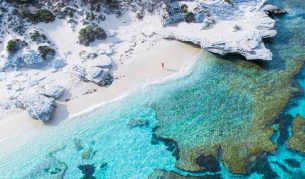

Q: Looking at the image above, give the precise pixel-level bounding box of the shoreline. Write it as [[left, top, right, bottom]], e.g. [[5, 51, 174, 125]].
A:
[[0, 40, 202, 153]]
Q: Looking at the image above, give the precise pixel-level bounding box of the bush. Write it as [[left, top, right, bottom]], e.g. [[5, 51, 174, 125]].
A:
[[21, 9, 55, 23], [38, 46, 55, 60], [185, 12, 194, 23], [78, 25, 107, 46], [30, 31, 47, 43], [95, 27, 107, 40], [181, 4, 188, 13], [224, 0, 234, 5], [6, 0, 34, 4], [6, 39, 27, 53], [233, 25, 241, 31]]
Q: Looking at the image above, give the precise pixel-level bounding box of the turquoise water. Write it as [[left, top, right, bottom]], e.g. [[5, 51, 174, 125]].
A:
[[0, 0, 305, 178]]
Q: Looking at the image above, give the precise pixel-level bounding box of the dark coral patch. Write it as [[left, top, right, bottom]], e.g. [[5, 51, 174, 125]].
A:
[[78, 164, 95, 175], [273, 114, 293, 145], [284, 159, 301, 168], [271, 161, 292, 174], [195, 154, 220, 173], [247, 154, 278, 179]]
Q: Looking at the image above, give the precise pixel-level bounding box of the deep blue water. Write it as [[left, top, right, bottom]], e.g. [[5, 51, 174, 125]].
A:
[[0, 0, 304, 178]]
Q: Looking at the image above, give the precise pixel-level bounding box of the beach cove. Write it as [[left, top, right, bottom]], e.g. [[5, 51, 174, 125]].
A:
[[0, 0, 304, 178]]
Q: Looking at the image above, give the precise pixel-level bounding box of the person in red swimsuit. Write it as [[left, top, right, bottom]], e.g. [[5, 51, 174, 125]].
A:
[[161, 62, 164, 69]]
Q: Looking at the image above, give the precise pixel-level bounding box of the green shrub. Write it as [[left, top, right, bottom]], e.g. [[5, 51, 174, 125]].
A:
[[21, 9, 55, 23], [78, 25, 107, 46], [185, 12, 194, 23], [181, 4, 188, 13], [6, 0, 34, 4], [30, 31, 47, 43], [38, 46, 55, 59], [6, 39, 27, 53], [224, 0, 234, 5], [95, 27, 107, 40]]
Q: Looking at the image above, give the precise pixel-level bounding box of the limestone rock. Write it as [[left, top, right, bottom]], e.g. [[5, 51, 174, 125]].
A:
[[262, 4, 286, 16], [41, 85, 65, 99], [52, 58, 66, 69], [22, 50, 44, 66], [160, 0, 278, 60], [74, 55, 113, 86], [16, 94, 55, 121]]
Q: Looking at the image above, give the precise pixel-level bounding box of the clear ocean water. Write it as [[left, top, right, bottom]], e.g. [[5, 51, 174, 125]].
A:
[[0, 0, 304, 178]]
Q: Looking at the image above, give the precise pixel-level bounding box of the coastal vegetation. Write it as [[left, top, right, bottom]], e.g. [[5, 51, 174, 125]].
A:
[[78, 25, 107, 46], [6, 39, 27, 53], [6, 0, 33, 4], [21, 9, 55, 24], [30, 31, 47, 43], [181, 4, 188, 13], [185, 12, 194, 23], [38, 46, 56, 60], [180, 4, 194, 23]]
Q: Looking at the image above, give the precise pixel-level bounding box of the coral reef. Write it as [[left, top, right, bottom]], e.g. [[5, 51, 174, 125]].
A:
[[152, 52, 305, 174], [287, 114, 305, 153]]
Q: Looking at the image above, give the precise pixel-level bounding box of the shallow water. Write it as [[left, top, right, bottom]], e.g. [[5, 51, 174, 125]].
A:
[[0, 0, 305, 178]]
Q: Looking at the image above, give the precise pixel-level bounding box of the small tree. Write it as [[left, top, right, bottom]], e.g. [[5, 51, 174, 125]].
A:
[[21, 9, 55, 24], [6, 39, 27, 54], [185, 12, 194, 23], [181, 4, 188, 13], [38, 46, 56, 59], [78, 25, 107, 46], [30, 31, 47, 43]]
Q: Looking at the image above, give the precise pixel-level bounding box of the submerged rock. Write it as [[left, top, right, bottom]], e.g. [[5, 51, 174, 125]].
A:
[[16, 94, 55, 121], [24, 155, 67, 179], [127, 119, 149, 128], [78, 164, 95, 175], [284, 159, 301, 168], [73, 138, 84, 151]]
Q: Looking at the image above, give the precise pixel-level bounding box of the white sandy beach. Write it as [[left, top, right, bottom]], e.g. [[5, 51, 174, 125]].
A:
[[0, 39, 201, 154]]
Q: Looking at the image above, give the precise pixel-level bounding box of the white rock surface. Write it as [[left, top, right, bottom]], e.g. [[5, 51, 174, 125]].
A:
[[159, 0, 278, 60], [40, 85, 65, 99], [261, 4, 286, 16], [52, 58, 66, 69], [16, 94, 55, 121], [73, 55, 113, 86]]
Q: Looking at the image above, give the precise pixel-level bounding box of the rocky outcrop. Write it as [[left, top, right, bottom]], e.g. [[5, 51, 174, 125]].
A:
[[16, 94, 55, 121], [73, 55, 113, 86], [52, 58, 66, 69], [40, 85, 65, 99], [261, 4, 286, 17], [160, 1, 280, 60], [2, 49, 45, 70]]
